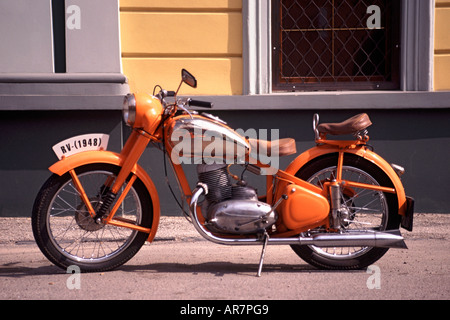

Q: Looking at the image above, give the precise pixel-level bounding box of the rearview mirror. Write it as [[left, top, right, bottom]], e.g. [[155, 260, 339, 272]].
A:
[[181, 69, 197, 88]]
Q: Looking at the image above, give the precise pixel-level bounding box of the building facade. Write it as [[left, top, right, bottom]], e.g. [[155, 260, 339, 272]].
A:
[[0, 0, 449, 216]]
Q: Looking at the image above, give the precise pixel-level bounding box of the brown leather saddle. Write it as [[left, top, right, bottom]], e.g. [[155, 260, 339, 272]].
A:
[[248, 114, 372, 157], [248, 138, 297, 157], [317, 113, 372, 136]]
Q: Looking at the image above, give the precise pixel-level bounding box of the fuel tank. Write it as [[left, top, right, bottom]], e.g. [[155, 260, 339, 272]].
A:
[[165, 114, 250, 164]]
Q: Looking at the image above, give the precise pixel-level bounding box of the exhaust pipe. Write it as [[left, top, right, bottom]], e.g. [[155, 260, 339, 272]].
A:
[[189, 185, 407, 249], [270, 229, 407, 249]]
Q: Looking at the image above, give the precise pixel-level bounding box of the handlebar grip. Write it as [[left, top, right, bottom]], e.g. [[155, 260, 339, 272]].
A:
[[189, 99, 213, 108]]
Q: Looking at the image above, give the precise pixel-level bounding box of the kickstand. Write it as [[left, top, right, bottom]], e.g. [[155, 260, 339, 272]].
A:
[[257, 231, 269, 277]]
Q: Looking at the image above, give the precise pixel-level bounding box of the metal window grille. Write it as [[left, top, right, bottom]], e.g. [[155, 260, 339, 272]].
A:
[[272, 0, 400, 91]]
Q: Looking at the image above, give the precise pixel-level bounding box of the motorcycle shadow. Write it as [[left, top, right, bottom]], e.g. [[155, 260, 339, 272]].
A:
[[0, 262, 363, 277], [0, 262, 61, 278], [119, 262, 363, 276]]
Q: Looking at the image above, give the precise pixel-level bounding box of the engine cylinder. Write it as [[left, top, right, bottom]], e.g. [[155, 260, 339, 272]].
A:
[[197, 164, 232, 203], [196, 164, 276, 234]]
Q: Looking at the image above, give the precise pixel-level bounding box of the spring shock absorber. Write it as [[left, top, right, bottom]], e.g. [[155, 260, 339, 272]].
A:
[[94, 191, 117, 223], [329, 180, 341, 229]]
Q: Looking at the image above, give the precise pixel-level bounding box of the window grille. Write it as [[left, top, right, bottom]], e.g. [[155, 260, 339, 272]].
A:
[[272, 0, 400, 91]]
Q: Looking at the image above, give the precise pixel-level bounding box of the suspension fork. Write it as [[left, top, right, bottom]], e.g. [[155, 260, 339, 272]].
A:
[[328, 150, 345, 229], [94, 129, 152, 222], [327, 150, 397, 229], [336, 149, 344, 180], [69, 169, 97, 218]]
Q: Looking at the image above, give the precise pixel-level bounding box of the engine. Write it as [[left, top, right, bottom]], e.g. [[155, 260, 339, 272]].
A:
[[196, 164, 277, 234]]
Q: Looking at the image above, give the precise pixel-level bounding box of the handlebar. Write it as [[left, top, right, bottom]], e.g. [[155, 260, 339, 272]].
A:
[[156, 86, 214, 116]]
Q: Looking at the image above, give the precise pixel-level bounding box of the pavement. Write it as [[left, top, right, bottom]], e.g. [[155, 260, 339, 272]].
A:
[[0, 213, 449, 301]]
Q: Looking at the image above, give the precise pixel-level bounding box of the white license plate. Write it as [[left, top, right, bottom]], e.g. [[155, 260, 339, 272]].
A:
[[52, 133, 109, 160]]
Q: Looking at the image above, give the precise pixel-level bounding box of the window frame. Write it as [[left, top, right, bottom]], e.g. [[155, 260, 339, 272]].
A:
[[271, 0, 401, 92], [242, 0, 433, 95]]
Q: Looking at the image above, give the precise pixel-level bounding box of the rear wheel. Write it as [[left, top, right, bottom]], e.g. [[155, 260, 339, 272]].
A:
[[290, 154, 401, 270], [32, 163, 153, 272]]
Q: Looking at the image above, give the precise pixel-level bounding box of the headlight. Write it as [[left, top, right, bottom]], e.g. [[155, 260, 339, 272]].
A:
[[123, 93, 136, 126]]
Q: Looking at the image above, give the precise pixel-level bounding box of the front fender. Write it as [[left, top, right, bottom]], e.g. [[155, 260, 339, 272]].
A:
[[48, 150, 160, 242], [285, 145, 408, 216]]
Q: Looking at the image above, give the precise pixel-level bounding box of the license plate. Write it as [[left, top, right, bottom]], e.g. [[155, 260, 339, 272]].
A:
[[52, 133, 109, 160]]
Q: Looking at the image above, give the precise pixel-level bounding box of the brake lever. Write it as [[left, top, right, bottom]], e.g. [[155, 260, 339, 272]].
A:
[[176, 99, 194, 119]]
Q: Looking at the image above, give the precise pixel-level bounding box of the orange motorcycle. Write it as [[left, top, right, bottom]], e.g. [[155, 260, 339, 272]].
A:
[[32, 69, 414, 276]]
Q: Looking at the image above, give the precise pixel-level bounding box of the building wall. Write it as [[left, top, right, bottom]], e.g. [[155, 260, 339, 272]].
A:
[[117, 0, 450, 215], [0, 1, 126, 217], [119, 0, 450, 94], [0, 0, 53, 73], [0, 1, 449, 217], [434, 0, 450, 90], [0, 111, 123, 217], [119, 0, 243, 95]]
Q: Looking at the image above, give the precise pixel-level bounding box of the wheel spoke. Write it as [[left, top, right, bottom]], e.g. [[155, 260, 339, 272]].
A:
[[46, 169, 142, 264], [304, 165, 389, 259]]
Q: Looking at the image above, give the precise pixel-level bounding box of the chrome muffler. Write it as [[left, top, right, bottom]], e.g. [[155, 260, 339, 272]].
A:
[[270, 229, 407, 249], [189, 185, 407, 249]]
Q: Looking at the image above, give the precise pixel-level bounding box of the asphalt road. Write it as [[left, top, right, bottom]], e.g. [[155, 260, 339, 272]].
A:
[[0, 214, 449, 301]]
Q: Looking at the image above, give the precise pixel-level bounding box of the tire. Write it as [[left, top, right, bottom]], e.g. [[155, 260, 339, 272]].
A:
[[290, 153, 401, 270], [32, 163, 153, 272]]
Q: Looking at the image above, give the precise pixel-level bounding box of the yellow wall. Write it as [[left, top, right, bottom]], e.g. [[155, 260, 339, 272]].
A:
[[120, 0, 243, 95], [434, 0, 450, 91]]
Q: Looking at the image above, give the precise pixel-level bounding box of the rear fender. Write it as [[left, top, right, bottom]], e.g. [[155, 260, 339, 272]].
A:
[[48, 150, 160, 241], [285, 145, 408, 216]]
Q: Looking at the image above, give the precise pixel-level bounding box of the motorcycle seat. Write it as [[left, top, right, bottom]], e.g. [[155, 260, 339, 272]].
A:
[[248, 138, 297, 157], [317, 113, 372, 136]]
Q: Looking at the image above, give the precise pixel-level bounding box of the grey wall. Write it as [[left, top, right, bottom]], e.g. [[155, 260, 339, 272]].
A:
[[212, 108, 449, 214], [0, 0, 127, 218], [0, 111, 123, 217], [101, 108, 450, 216], [65, 0, 121, 73], [0, 0, 448, 217], [0, 108, 448, 217], [81, 108, 450, 215], [0, 0, 54, 73]]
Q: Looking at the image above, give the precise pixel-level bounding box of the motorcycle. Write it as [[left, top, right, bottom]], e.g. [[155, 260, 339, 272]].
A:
[[32, 69, 414, 276]]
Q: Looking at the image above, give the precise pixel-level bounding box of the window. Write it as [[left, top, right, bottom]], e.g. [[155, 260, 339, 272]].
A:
[[272, 0, 400, 91]]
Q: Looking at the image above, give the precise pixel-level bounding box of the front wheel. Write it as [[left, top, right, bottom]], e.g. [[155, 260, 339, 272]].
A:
[[291, 153, 401, 270], [32, 163, 153, 272]]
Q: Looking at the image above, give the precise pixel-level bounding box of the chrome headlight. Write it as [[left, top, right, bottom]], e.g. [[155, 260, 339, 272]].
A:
[[123, 93, 136, 126]]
